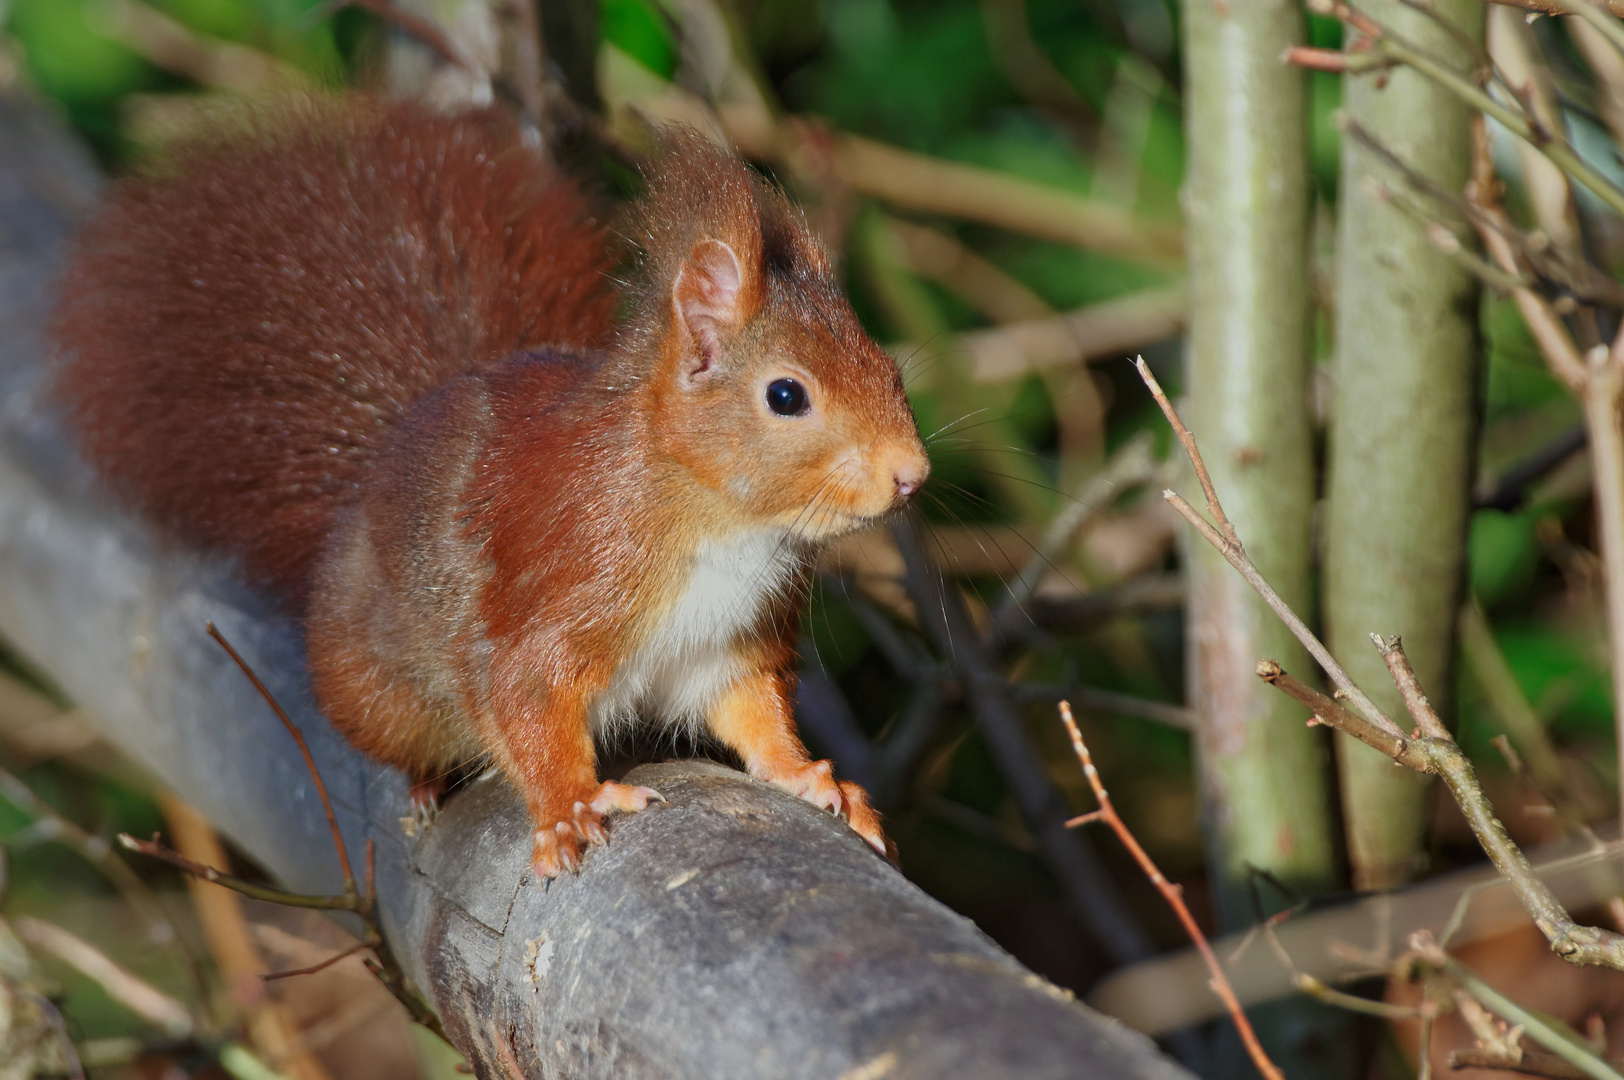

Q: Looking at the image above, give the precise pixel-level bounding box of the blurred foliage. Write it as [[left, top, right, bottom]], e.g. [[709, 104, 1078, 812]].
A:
[[1, 0, 1622, 1077]]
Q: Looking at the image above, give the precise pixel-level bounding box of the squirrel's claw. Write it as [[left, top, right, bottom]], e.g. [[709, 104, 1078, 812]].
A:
[[531, 781, 665, 878], [768, 759, 891, 858]]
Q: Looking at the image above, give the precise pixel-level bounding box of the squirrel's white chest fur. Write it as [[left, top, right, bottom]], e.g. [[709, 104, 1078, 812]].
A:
[[591, 529, 802, 737]]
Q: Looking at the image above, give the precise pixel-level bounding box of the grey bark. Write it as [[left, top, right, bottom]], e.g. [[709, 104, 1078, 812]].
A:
[[1326, 0, 1483, 892], [0, 95, 1194, 1080]]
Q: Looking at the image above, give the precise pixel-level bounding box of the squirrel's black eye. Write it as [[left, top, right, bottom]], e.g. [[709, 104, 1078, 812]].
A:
[[766, 378, 808, 416]]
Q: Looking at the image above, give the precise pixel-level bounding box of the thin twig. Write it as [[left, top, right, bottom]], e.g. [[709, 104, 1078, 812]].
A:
[[1464, 108, 1624, 832], [190, 629, 444, 1039], [1134, 355, 1405, 734], [1255, 660, 1427, 769], [1283, 44, 1395, 74], [117, 833, 355, 911], [1320, 4, 1624, 219], [1166, 489, 1402, 737], [1453, 1046, 1619, 1079], [207, 624, 356, 899], [1130, 356, 1239, 548], [1344, 116, 1624, 308], [1292, 971, 1421, 1020], [1057, 701, 1284, 1080], [1363, 178, 1534, 292], [1374, 634, 1451, 739], [263, 940, 374, 982]]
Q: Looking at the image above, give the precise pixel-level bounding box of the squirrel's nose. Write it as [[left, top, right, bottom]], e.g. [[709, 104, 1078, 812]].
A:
[[893, 454, 928, 500]]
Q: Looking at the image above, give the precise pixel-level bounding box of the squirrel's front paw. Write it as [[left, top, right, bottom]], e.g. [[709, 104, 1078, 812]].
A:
[[769, 760, 890, 858], [530, 781, 664, 879]]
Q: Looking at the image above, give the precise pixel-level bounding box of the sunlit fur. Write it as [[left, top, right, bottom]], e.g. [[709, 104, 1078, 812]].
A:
[[53, 105, 928, 877]]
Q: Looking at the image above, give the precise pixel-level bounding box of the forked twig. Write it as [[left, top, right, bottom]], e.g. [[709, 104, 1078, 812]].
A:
[[1132, 356, 1403, 739], [1133, 362, 1624, 970], [1294, 2, 1624, 219], [116, 832, 352, 910], [1130, 357, 1238, 549], [1057, 701, 1284, 1080]]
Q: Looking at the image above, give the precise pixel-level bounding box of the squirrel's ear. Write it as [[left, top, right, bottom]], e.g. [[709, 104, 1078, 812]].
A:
[[672, 238, 745, 385]]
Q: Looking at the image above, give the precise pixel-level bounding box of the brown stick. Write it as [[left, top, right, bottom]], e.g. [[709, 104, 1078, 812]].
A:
[[117, 832, 356, 911], [1163, 487, 1403, 739], [1255, 660, 1429, 770], [1131, 356, 1239, 548], [207, 623, 356, 898], [1450, 1047, 1622, 1079], [263, 940, 374, 982], [1374, 635, 1452, 740], [1057, 702, 1284, 1080], [1465, 108, 1624, 834]]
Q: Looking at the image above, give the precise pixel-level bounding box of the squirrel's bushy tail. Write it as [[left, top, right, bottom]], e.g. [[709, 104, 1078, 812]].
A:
[[52, 98, 616, 605]]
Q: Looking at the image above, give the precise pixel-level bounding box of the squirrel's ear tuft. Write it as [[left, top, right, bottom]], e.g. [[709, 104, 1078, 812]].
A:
[[673, 239, 743, 384]]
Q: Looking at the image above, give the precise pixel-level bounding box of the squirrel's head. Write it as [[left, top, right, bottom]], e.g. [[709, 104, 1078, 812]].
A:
[[632, 130, 928, 544]]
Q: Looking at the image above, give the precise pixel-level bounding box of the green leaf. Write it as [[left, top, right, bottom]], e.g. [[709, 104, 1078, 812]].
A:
[[604, 0, 676, 79]]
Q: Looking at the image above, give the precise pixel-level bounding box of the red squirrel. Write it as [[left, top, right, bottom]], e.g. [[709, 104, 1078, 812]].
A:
[[52, 98, 929, 877]]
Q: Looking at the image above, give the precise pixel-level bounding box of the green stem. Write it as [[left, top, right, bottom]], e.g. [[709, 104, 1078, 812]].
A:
[[1443, 956, 1624, 1080]]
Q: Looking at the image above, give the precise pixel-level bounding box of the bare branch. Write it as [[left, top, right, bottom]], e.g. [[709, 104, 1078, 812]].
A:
[[1131, 356, 1240, 548], [1164, 489, 1402, 737], [117, 832, 356, 911], [1315, 1, 1624, 217], [1254, 660, 1428, 769], [263, 940, 375, 983], [1136, 351, 1624, 969], [1058, 702, 1283, 1080], [208, 623, 357, 901], [1373, 635, 1452, 739], [1418, 940, 1624, 1080]]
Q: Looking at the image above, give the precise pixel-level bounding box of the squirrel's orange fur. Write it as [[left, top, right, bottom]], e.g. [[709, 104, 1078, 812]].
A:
[[52, 98, 929, 876]]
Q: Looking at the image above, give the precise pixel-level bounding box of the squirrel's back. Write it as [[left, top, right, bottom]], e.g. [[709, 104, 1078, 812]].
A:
[[52, 98, 617, 604]]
